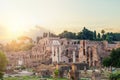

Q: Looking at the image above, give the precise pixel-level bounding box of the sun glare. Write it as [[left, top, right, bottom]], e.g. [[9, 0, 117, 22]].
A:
[[11, 27, 20, 33], [8, 26, 24, 39]]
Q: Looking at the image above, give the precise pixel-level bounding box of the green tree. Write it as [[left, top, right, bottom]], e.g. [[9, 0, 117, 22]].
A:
[[110, 48, 120, 67], [101, 30, 105, 40], [109, 71, 120, 80], [112, 33, 120, 41], [93, 30, 97, 40], [102, 32, 120, 41], [103, 48, 120, 68], [97, 33, 101, 40], [0, 51, 8, 79], [102, 57, 112, 67], [101, 30, 105, 35], [54, 69, 59, 80], [77, 27, 94, 40], [57, 27, 120, 41], [59, 31, 76, 39], [106, 34, 111, 42]]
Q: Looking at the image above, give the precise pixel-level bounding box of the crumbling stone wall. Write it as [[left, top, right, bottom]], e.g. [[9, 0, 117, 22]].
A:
[[79, 40, 120, 67]]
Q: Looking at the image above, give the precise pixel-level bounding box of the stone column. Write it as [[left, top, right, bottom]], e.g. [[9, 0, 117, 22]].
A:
[[55, 47, 59, 63], [73, 51, 76, 63], [52, 46, 54, 63], [84, 66, 87, 75], [59, 46, 62, 62], [71, 64, 79, 80]]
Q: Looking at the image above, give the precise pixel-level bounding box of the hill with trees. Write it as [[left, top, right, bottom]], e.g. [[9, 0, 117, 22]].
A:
[[58, 27, 120, 42]]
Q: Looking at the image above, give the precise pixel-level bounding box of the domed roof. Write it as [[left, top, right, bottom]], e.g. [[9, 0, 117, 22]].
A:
[[52, 40, 60, 46]]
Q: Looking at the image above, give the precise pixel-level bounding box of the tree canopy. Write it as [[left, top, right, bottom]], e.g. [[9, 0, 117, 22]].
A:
[[0, 51, 8, 79], [102, 48, 120, 68], [59, 31, 76, 39], [77, 27, 94, 40], [58, 27, 120, 41]]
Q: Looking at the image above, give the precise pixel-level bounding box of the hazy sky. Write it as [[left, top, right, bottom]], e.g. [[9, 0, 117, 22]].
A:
[[0, 0, 120, 40]]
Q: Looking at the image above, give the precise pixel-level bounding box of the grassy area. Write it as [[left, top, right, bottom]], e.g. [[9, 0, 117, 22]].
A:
[[4, 76, 67, 80], [4, 76, 89, 80], [4, 76, 40, 80], [47, 78, 67, 80]]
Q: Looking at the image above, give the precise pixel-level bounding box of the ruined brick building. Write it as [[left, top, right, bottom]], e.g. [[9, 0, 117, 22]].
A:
[[79, 40, 120, 67], [5, 36, 120, 69], [32, 37, 80, 65], [5, 51, 32, 69], [5, 36, 80, 68]]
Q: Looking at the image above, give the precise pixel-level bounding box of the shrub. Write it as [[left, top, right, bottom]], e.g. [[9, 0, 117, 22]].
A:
[[109, 71, 120, 80], [54, 69, 59, 78], [0, 71, 4, 80], [0, 51, 8, 79]]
